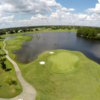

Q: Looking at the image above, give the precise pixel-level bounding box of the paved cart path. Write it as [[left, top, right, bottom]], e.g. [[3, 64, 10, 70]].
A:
[[0, 40, 37, 100]]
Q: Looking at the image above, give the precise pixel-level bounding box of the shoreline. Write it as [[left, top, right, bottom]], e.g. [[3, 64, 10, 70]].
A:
[[1, 29, 76, 38]]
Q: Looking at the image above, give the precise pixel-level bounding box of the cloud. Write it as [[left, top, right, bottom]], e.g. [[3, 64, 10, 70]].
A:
[[0, 15, 14, 23], [1, 8, 100, 29], [2, 11, 100, 29], [0, 0, 100, 28], [0, 0, 74, 15], [86, 0, 100, 14], [0, 15, 14, 28], [0, 0, 75, 15], [61, 7, 75, 12]]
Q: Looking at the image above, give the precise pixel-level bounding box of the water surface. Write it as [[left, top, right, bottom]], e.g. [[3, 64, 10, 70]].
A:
[[6, 32, 100, 64]]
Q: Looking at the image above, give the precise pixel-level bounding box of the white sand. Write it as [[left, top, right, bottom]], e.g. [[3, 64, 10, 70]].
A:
[[49, 52, 54, 54], [39, 61, 45, 65], [18, 99, 23, 100]]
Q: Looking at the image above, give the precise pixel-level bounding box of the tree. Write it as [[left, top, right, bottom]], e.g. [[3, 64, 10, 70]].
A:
[[14, 29, 19, 33], [10, 30, 14, 34], [1, 62, 6, 70], [35, 28, 39, 31], [22, 28, 27, 32], [76, 27, 99, 39], [0, 46, 2, 64], [67, 27, 71, 30], [0, 30, 6, 35]]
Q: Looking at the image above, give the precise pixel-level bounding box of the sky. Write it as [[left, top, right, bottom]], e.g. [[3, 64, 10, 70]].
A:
[[0, 0, 100, 29]]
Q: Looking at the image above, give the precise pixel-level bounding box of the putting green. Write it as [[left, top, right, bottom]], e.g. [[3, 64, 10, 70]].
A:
[[5, 36, 100, 100], [50, 52, 78, 73]]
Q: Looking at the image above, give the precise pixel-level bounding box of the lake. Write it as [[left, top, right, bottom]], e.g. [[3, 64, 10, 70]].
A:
[[5, 32, 100, 64]]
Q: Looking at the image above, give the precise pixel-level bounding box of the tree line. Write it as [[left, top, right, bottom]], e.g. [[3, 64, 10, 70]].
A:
[[0, 25, 75, 36], [76, 27, 100, 39]]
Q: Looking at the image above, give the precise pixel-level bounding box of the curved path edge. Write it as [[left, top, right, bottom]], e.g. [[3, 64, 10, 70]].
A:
[[0, 40, 37, 100]]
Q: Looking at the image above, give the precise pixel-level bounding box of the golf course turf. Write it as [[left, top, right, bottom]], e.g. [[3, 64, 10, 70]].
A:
[[4, 36, 100, 100], [50, 52, 79, 73], [0, 39, 22, 98]]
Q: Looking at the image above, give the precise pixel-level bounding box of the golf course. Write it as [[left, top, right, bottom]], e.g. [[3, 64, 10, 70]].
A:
[[0, 39, 22, 98], [0, 0, 100, 99], [2, 35, 100, 100]]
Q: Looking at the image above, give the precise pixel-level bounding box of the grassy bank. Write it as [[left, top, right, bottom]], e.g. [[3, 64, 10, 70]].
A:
[[1, 29, 76, 38], [5, 36, 100, 100], [0, 39, 22, 98], [5, 36, 33, 63]]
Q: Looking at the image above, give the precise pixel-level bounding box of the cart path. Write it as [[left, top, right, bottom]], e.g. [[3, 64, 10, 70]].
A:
[[0, 40, 37, 100]]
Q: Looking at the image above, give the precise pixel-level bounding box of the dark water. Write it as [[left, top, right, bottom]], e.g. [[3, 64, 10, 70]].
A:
[[6, 32, 100, 64]]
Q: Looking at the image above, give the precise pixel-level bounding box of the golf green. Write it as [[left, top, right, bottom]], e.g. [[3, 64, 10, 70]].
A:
[[5, 36, 100, 100], [50, 52, 78, 73]]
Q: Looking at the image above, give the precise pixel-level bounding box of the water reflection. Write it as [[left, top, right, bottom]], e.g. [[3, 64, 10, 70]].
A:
[[6, 32, 100, 64], [5, 36, 15, 40]]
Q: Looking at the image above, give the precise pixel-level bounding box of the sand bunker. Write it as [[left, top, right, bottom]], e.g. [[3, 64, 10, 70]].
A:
[[39, 61, 45, 65], [49, 52, 54, 54]]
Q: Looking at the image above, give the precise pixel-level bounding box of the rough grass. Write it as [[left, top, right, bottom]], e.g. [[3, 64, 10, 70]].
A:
[[1, 29, 76, 38], [5, 36, 100, 100], [0, 39, 22, 98], [50, 52, 79, 73]]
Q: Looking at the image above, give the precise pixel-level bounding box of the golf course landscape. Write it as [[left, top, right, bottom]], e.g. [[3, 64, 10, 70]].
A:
[[1, 35, 100, 100], [1, 29, 76, 38], [1, 0, 100, 99], [0, 39, 22, 98]]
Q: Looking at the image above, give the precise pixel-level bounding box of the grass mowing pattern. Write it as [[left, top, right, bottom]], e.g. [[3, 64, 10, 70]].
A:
[[5, 36, 100, 100], [50, 52, 78, 73], [0, 39, 22, 98]]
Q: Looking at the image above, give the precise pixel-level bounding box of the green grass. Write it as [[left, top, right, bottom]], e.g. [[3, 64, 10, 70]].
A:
[[5, 36, 33, 62], [0, 39, 22, 98], [5, 36, 100, 100], [1, 29, 76, 38], [50, 52, 79, 73]]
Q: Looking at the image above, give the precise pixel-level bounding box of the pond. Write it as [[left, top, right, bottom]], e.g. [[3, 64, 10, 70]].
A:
[[5, 32, 100, 64]]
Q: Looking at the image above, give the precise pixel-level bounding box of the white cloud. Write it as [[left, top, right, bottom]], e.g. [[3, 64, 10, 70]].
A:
[[0, 0, 75, 15], [1, 9, 100, 29], [86, 0, 100, 14], [0, 15, 14, 23], [61, 7, 75, 12], [77, 14, 87, 20], [0, 0, 100, 28]]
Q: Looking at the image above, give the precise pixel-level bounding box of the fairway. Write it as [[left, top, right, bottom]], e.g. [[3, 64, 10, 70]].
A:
[[5, 36, 100, 100], [50, 52, 78, 73]]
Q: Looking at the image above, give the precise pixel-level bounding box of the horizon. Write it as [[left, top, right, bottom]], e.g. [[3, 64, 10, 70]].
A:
[[1, 25, 100, 30]]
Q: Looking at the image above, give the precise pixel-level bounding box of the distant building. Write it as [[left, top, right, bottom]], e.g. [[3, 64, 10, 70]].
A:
[[32, 29, 36, 31], [6, 31, 10, 34], [37, 28, 41, 31], [97, 33, 100, 36], [47, 28, 51, 30], [18, 29, 23, 33]]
